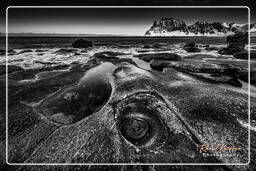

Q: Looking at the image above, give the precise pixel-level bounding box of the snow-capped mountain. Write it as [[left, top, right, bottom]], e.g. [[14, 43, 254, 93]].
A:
[[145, 17, 256, 36]]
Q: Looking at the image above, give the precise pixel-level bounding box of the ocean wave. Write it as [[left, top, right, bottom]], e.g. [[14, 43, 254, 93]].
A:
[[1, 41, 253, 70]]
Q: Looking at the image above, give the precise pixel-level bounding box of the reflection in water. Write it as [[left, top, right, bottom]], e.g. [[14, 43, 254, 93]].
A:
[[79, 62, 116, 85]]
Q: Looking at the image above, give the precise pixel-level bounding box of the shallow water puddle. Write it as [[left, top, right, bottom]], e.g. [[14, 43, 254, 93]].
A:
[[117, 54, 151, 70], [79, 62, 116, 85], [36, 62, 115, 124]]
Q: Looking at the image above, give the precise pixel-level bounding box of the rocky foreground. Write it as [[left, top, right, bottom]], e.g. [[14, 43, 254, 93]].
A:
[[0, 36, 256, 170]]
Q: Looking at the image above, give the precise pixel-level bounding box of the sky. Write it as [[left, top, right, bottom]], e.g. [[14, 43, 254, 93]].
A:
[[2, 7, 250, 36]]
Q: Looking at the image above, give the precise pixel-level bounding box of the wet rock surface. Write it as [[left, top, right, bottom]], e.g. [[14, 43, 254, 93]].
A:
[[94, 51, 136, 65], [0, 48, 255, 171]]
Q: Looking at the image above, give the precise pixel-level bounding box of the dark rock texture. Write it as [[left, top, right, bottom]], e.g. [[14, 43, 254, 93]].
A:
[[0, 65, 24, 75], [6, 64, 69, 81], [150, 59, 172, 71], [218, 32, 248, 55], [150, 60, 247, 87], [183, 42, 201, 52], [227, 32, 248, 49], [239, 68, 256, 86], [17, 49, 33, 54], [134, 53, 182, 62], [72, 39, 93, 48], [233, 50, 256, 60], [143, 45, 151, 48]]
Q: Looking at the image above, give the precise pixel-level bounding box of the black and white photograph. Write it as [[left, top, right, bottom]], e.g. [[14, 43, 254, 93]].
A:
[[0, 1, 256, 171]]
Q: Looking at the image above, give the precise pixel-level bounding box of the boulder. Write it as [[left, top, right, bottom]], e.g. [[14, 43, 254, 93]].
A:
[[183, 42, 201, 52], [218, 32, 248, 55], [72, 39, 93, 48], [218, 47, 242, 55], [134, 53, 182, 62], [233, 50, 256, 60], [227, 31, 248, 49]]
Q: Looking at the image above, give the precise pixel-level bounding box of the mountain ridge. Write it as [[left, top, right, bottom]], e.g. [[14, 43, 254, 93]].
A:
[[145, 17, 256, 36]]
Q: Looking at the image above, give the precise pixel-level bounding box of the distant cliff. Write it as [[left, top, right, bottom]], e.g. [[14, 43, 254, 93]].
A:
[[145, 17, 256, 36]]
